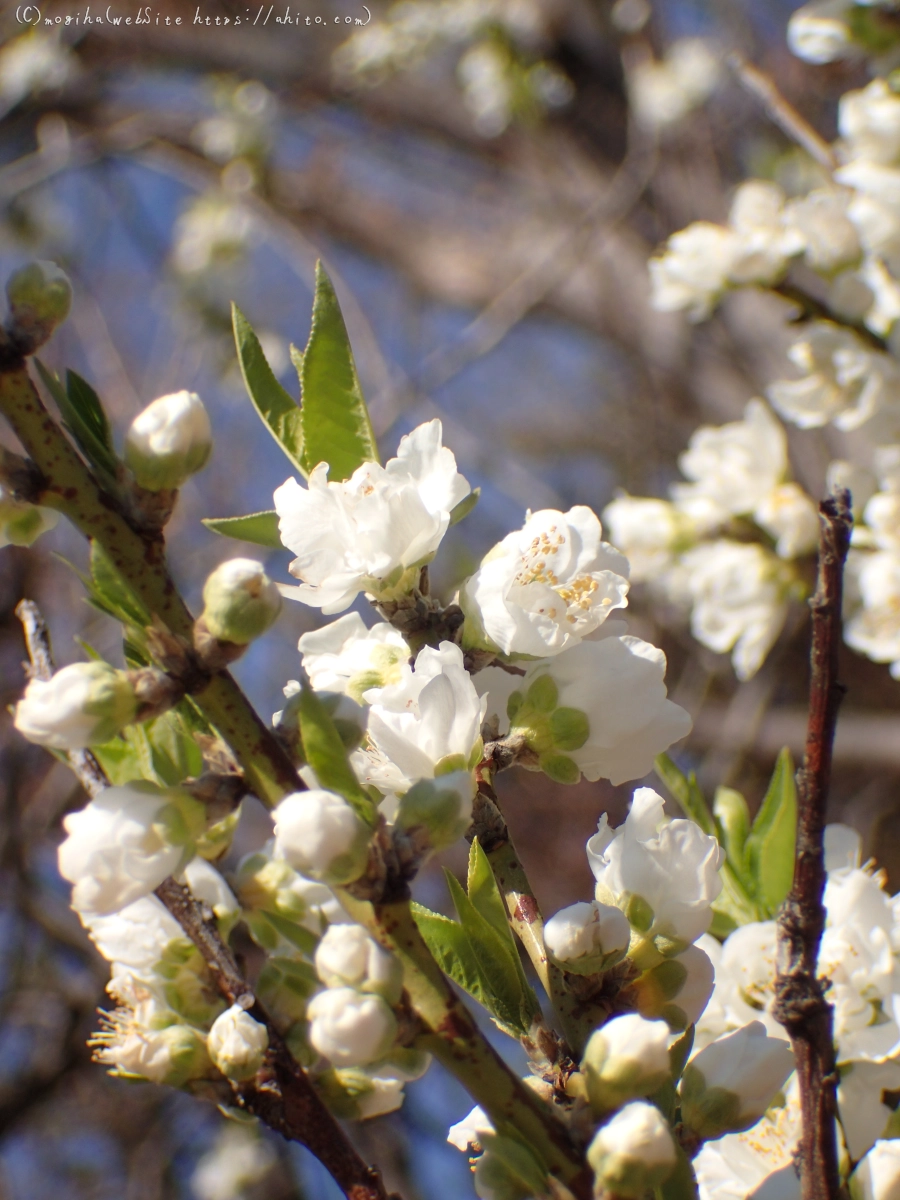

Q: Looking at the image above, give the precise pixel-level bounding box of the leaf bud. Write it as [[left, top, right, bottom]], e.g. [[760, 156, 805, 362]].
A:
[[6, 260, 72, 348], [201, 557, 282, 644], [273, 789, 371, 886], [207, 1003, 269, 1081], [124, 390, 212, 491], [307, 987, 398, 1068], [15, 661, 137, 750], [679, 1021, 794, 1140], [580, 1012, 671, 1114], [587, 1102, 677, 1198]]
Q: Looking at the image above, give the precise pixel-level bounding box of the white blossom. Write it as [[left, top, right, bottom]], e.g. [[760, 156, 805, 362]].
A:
[[314, 923, 402, 1001], [841, 79, 900, 166], [272, 789, 371, 885], [124, 390, 212, 492], [543, 900, 631, 968], [511, 634, 691, 785], [785, 187, 862, 274], [297, 612, 410, 702], [588, 786, 724, 946], [307, 987, 397, 1067], [754, 483, 820, 559], [581, 1013, 672, 1112], [359, 641, 485, 792], [845, 549, 900, 676], [680, 1021, 795, 1139], [15, 661, 137, 750], [628, 38, 720, 131], [649, 222, 738, 321], [58, 784, 192, 916], [787, 1, 854, 64], [854, 1141, 900, 1200], [447, 1104, 494, 1151], [675, 540, 793, 681], [836, 161, 900, 266], [207, 1004, 269, 1081], [93, 988, 209, 1087], [81, 894, 183, 977], [727, 182, 806, 286], [191, 1126, 276, 1200], [461, 505, 630, 657], [838, 1059, 900, 1161], [601, 495, 690, 581], [274, 419, 469, 613], [693, 1093, 802, 1200], [587, 1102, 677, 1198]]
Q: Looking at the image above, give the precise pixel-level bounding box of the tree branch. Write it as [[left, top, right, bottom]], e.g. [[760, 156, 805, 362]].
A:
[[15, 599, 395, 1200], [773, 488, 852, 1200]]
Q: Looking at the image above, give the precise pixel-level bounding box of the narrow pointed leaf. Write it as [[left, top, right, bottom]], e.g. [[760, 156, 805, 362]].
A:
[[746, 747, 798, 916], [296, 679, 375, 822], [202, 511, 283, 549], [467, 838, 511, 939], [232, 305, 305, 475], [655, 754, 716, 836], [298, 262, 378, 480], [35, 360, 118, 482], [449, 488, 480, 527], [713, 786, 752, 887], [411, 902, 488, 1007]]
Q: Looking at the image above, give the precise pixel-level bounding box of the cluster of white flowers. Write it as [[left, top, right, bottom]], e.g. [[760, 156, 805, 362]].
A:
[[604, 400, 816, 680], [627, 38, 721, 133], [692, 824, 900, 1198]]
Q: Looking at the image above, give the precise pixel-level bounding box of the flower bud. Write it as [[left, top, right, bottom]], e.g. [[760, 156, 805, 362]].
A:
[[207, 1004, 269, 1081], [581, 1013, 671, 1114], [314, 923, 403, 1004], [0, 485, 58, 549], [273, 789, 371, 885], [96, 1014, 211, 1087], [679, 1021, 794, 1140], [853, 1140, 900, 1200], [631, 943, 716, 1030], [124, 390, 212, 491], [307, 987, 397, 1067], [473, 1136, 548, 1200], [587, 1102, 677, 1198], [255, 956, 318, 1026], [543, 900, 630, 975], [395, 770, 475, 851], [201, 558, 281, 644], [6, 260, 72, 346], [15, 661, 137, 750], [787, 5, 854, 65]]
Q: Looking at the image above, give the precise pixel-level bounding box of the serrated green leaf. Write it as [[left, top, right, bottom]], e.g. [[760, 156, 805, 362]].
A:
[[289, 342, 304, 375], [446, 870, 539, 1035], [411, 902, 489, 1007], [467, 839, 511, 939], [202, 511, 283, 550], [746, 748, 797, 917], [449, 488, 480, 527], [34, 360, 118, 482], [655, 754, 716, 837], [232, 305, 305, 475], [298, 262, 379, 481], [297, 679, 374, 822]]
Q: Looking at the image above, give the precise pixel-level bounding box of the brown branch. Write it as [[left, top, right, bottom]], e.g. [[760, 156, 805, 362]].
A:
[[770, 283, 889, 355], [728, 54, 838, 172], [14, 600, 397, 1200], [773, 489, 852, 1200]]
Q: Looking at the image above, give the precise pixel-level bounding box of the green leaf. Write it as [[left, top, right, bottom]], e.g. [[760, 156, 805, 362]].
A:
[[289, 342, 304, 375], [296, 678, 374, 822], [298, 261, 379, 481], [467, 838, 511, 939], [711, 862, 761, 934], [90, 735, 145, 786], [411, 902, 490, 1008], [746, 748, 798, 917], [446, 869, 539, 1036], [261, 911, 320, 958], [202, 511, 283, 550], [449, 488, 480, 527], [655, 1144, 699, 1200], [89, 541, 150, 628], [655, 754, 716, 837], [232, 304, 305, 475], [34, 360, 119, 483], [141, 712, 205, 787]]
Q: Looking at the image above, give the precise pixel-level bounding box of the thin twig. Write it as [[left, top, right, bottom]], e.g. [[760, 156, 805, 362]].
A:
[[770, 282, 889, 355], [14, 600, 396, 1200], [728, 54, 838, 173], [773, 489, 851, 1200]]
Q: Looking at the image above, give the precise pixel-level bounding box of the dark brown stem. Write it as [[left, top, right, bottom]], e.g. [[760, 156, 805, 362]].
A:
[[770, 283, 888, 354], [14, 599, 396, 1200], [772, 489, 852, 1200]]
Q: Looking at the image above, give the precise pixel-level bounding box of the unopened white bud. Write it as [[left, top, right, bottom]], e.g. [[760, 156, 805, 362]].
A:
[[587, 1102, 677, 1198], [853, 1140, 900, 1200], [543, 901, 630, 974], [679, 1021, 794, 1140], [787, 4, 854, 64], [314, 923, 402, 1003], [581, 1013, 672, 1114], [273, 789, 370, 885], [201, 558, 281, 644], [396, 770, 475, 851], [207, 1004, 269, 1081], [15, 661, 137, 750], [6, 260, 72, 345], [632, 943, 716, 1030], [125, 390, 212, 491], [307, 987, 397, 1067]]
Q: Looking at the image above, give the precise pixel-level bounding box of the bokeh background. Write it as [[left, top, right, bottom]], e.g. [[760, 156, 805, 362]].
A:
[[0, 1, 896, 1197]]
